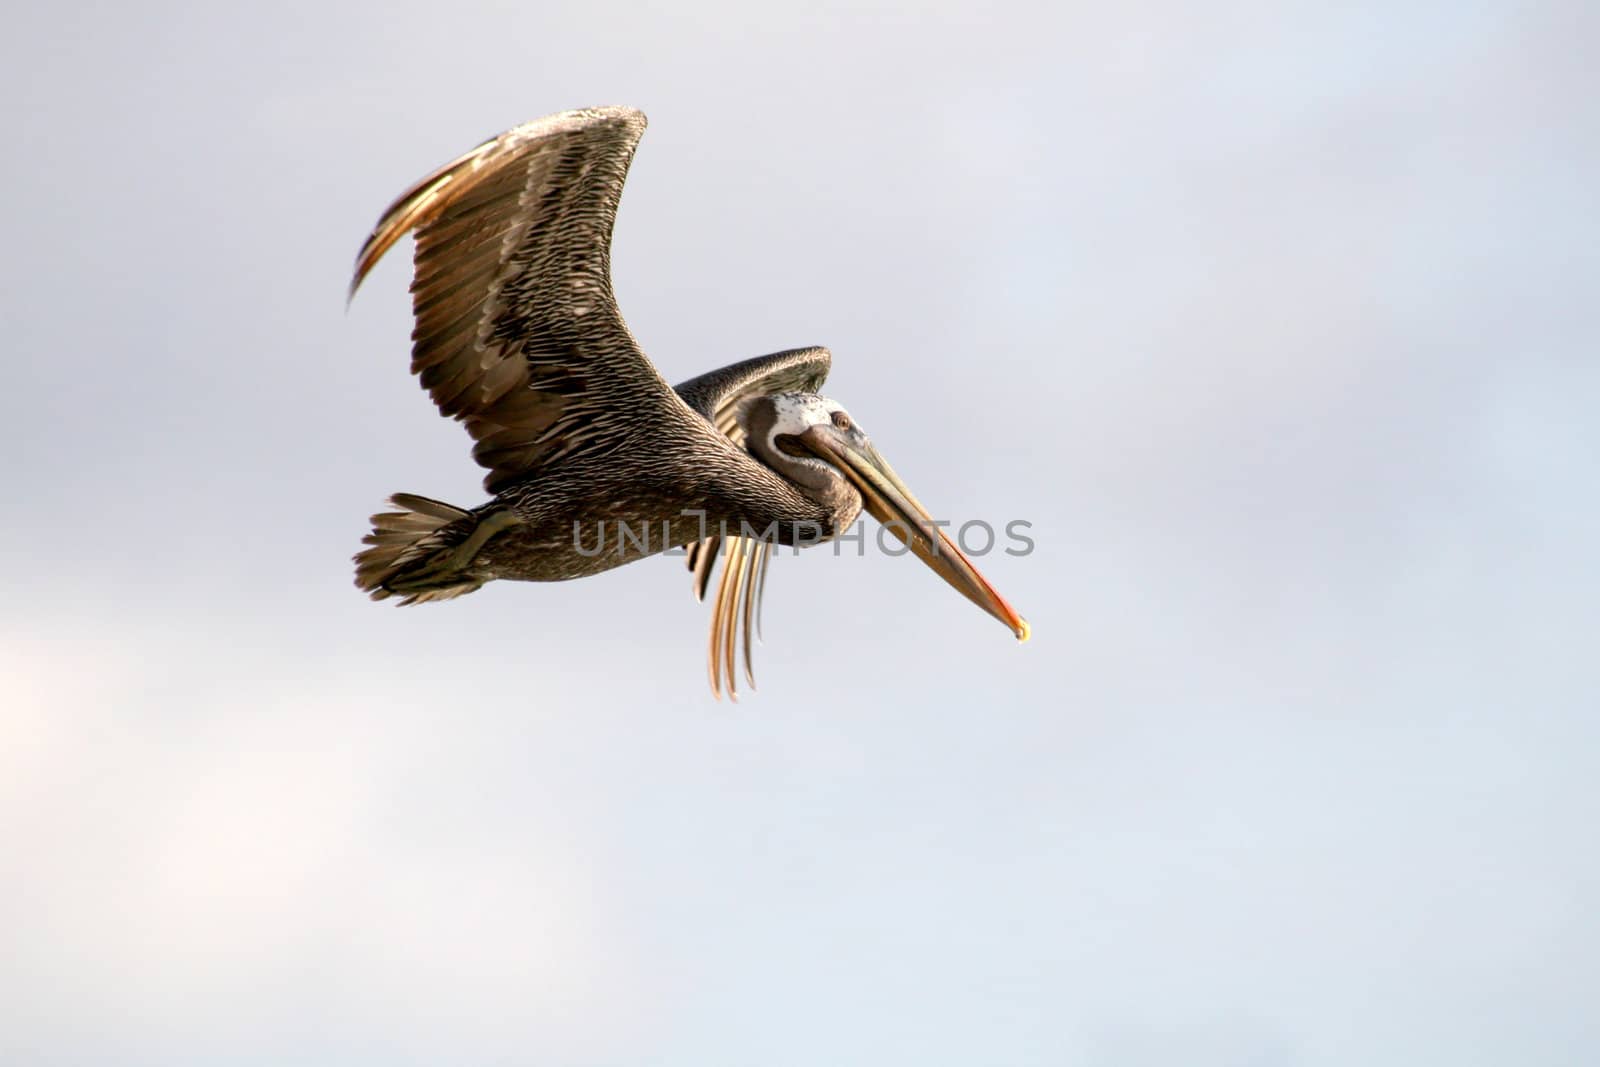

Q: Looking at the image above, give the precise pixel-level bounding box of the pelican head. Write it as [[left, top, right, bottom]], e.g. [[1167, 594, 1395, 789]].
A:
[[740, 392, 1030, 641]]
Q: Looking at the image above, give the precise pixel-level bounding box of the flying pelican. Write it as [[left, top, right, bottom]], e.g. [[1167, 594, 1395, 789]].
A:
[[349, 106, 1028, 697]]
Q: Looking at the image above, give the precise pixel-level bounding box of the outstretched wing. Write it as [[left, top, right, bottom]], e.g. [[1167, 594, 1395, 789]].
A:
[[673, 347, 832, 699], [351, 106, 689, 493]]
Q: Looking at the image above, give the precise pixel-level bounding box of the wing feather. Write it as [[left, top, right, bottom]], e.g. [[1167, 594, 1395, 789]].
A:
[[350, 106, 691, 493], [673, 347, 833, 696]]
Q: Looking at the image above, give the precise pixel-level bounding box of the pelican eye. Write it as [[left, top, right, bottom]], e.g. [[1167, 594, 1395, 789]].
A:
[[831, 411, 852, 431], [773, 433, 810, 458]]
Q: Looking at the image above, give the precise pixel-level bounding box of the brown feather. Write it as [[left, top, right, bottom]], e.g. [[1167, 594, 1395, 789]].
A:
[[348, 107, 691, 494], [673, 348, 832, 695]]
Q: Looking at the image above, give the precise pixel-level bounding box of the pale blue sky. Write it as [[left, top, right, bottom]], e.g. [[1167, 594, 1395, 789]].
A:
[[2, 2, 1596, 1064]]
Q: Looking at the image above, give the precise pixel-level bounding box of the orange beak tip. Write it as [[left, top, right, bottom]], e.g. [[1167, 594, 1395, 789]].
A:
[[1016, 617, 1031, 643]]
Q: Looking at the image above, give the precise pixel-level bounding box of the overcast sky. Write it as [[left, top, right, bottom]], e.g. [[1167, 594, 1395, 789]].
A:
[[3, 2, 1596, 1065]]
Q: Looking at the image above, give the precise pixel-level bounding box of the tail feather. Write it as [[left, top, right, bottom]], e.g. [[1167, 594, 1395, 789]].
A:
[[355, 494, 487, 604], [389, 492, 471, 522]]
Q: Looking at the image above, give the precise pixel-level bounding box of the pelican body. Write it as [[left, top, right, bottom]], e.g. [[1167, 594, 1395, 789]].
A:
[[350, 107, 1027, 696]]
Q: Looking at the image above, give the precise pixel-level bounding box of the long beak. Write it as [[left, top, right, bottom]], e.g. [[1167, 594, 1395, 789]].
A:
[[799, 426, 1030, 642]]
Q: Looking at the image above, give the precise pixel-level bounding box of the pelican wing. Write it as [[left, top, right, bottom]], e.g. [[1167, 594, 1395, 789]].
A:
[[673, 347, 832, 699], [350, 106, 686, 493], [674, 347, 833, 442]]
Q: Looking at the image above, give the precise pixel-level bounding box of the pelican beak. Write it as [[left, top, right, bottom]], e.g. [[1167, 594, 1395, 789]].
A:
[[797, 425, 1030, 642]]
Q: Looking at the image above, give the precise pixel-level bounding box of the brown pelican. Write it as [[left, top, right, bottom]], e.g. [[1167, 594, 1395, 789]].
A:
[[349, 106, 1028, 697]]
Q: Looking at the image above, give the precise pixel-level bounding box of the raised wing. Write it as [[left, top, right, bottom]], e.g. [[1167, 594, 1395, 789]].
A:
[[673, 347, 832, 699], [350, 106, 687, 493]]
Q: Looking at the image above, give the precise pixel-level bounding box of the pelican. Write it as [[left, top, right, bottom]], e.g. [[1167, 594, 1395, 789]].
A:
[[350, 106, 1028, 697]]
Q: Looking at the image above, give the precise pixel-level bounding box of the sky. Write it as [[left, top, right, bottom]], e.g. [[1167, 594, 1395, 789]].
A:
[[3, 1, 1597, 1064]]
